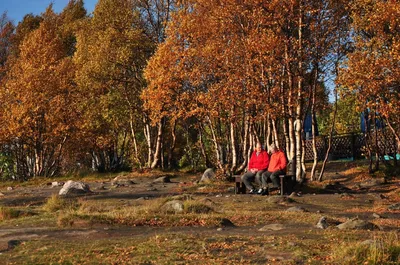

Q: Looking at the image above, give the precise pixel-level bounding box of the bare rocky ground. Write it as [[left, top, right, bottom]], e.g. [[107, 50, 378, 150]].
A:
[[0, 161, 399, 264]]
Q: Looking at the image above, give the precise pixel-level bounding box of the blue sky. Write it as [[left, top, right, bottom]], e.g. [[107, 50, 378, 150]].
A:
[[0, 0, 97, 24]]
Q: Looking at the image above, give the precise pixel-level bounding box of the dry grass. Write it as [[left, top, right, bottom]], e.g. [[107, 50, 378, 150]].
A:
[[333, 233, 400, 265]]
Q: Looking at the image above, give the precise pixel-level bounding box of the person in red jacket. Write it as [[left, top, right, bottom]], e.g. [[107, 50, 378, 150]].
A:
[[261, 143, 287, 194], [241, 142, 270, 194]]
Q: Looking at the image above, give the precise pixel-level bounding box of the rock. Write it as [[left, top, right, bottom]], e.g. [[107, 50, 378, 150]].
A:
[[378, 194, 388, 200], [59, 181, 91, 196], [7, 187, 13, 191], [153, 176, 171, 183], [286, 206, 307, 212], [111, 176, 135, 186], [388, 203, 400, 210], [97, 185, 106, 190], [162, 200, 184, 213], [219, 218, 235, 227], [217, 228, 224, 231], [0, 192, 4, 196], [7, 240, 22, 250], [336, 218, 381, 230], [316, 217, 328, 229], [51, 181, 64, 188], [259, 224, 285, 231], [199, 168, 215, 183], [372, 213, 383, 219], [227, 187, 235, 193]]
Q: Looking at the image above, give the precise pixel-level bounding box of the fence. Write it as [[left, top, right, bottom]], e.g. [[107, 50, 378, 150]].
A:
[[304, 129, 398, 161]]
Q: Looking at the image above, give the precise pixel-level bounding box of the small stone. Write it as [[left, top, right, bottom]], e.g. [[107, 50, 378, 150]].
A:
[[388, 203, 400, 210], [217, 228, 223, 231], [259, 224, 285, 231], [153, 176, 171, 183], [51, 181, 64, 188], [286, 206, 307, 212], [7, 240, 22, 250], [227, 187, 235, 192], [316, 217, 328, 229], [0, 192, 4, 196], [219, 218, 235, 227], [7, 187, 13, 191], [372, 213, 383, 219], [216, 194, 222, 198]]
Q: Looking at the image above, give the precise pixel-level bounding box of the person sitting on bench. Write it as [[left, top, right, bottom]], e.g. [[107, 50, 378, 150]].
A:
[[261, 143, 287, 194], [241, 142, 269, 194]]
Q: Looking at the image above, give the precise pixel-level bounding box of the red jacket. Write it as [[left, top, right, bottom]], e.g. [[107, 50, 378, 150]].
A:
[[248, 150, 269, 171], [268, 150, 287, 172]]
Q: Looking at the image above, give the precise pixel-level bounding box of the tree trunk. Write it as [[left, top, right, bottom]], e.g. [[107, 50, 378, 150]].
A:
[[167, 119, 177, 169], [208, 116, 223, 169], [318, 87, 338, 181], [230, 121, 237, 173], [129, 115, 140, 167], [272, 118, 280, 149], [237, 115, 250, 173], [143, 116, 153, 167], [310, 68, 318, 181], [151, 121, 163, 168], [295, 2, 304, 182]]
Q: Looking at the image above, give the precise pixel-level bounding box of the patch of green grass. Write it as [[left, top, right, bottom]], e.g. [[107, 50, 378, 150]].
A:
[[42, 194, 70, 213], [0, 206, 22, 220], [184, 201, 213, 214]]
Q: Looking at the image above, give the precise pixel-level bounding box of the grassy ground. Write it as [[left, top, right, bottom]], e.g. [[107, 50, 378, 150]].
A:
[[0, 161, 399, 264]]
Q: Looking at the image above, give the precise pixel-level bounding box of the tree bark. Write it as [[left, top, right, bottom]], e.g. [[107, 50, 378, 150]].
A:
[[151, 120, 163, 168]]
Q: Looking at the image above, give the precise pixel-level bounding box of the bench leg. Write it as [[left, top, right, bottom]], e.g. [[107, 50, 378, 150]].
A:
[[280, 175, 284, 196]]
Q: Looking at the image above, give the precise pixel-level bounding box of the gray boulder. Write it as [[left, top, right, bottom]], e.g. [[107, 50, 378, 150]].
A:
[[200, 168, 215, 183], [316, 217, 328, 229], [111, 176, 135, 186], [153, 176, 171, 183], [259, 223, 285, 231], [59, 181, 91, 196], [337, 218, 381, 230], [162, 200, 184, 213]]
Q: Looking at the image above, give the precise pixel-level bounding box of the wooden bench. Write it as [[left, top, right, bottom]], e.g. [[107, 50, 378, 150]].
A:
[[234, 176, 247, 194], [234, 174, 296, 195], [279, 174, 296, 195]]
